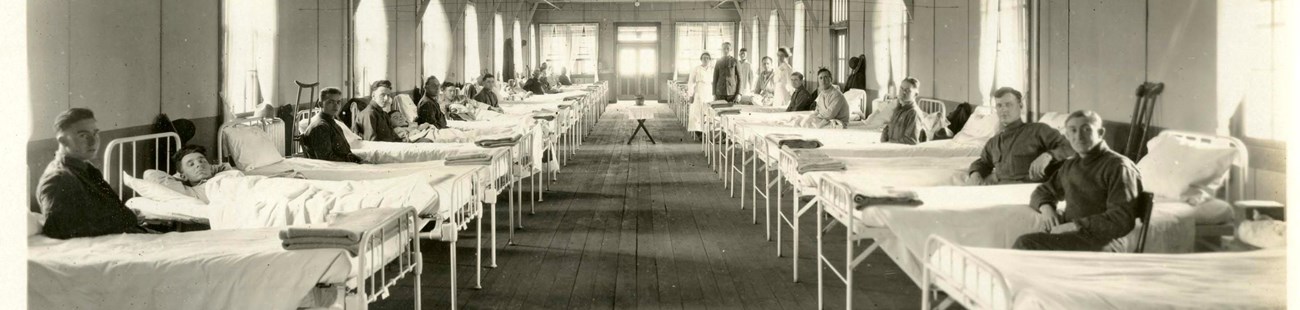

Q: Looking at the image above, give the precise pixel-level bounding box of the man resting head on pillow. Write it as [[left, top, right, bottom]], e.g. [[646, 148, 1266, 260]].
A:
[[143, 145, 302, 202]]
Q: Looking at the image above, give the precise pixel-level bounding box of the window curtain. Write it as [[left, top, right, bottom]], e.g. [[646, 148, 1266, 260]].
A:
[[513, 20, 523, 78], [463, 4, 481, 83], [529, 25, 537, 72], [751, 17, 759, 76], [421, 0, 451, 82], [872, 0, 908, 97], [793, 1, 806, 73], [767, 11, 778, 64], [978, 0, 1028, 108], [355, 0, 388, 93], [222, 0, 277, 114], [493, 14, 504, 77]]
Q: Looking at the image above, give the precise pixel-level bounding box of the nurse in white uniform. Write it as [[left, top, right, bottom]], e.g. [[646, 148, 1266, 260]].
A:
[[770, 47, 793, 109], [686, 52, 715, 133]]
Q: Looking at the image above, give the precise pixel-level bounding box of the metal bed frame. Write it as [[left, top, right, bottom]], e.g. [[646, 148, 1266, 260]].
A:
[[102, 133, 425, 310], [211, 117, 491, 303]]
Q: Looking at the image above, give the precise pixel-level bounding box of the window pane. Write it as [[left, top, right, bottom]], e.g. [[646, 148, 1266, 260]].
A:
[[539, 23, 599, 76], [619, 49, 636, 76], [618, 26, 658, 42], [639, 48, 656, 75]]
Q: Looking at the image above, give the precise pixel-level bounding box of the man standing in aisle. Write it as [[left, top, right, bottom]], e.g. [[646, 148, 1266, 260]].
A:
[[736, 48, 754, 98], [712, 42, 742, 103]]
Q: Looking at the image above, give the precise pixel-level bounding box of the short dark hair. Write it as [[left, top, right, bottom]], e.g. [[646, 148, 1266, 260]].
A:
[[173, 145, 207, 168], [701, 52, 711, 58], [54, 108, 95, 132], [791, 72, 804, 80], [739, 48, 748, 53], [320, 87, 342, 99], [370, 80, 393, 92], [1067, 110, 1104, 127], [481, 74, 495, 82], [901, 77, 920, 89], [817, 67, 832, 78], [762, 56, 772, 62], [992, 87, 1022, 103]]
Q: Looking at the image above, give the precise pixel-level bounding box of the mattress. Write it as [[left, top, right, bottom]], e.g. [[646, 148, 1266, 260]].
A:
[[928, 246, 1286, 309], [793, 156, 977, 191], [350, 141, 487, 164], [821, 183, 1201, 284], [28, 228, 352, 310], [816, 139, 985, 158], [249, 157, 495, 214]]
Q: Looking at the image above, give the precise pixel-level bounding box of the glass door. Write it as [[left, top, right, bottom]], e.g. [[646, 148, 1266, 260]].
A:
[[616, 24, 659, 100]]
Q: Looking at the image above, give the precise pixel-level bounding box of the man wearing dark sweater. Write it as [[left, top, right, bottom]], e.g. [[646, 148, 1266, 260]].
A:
[[355, 81, 401, 142], [880, 77, 924, 145], [967, 87, 1074, 185], [1014, 110, 1142, 251], [785, 72, 817, 112], [302, 97, 364, 163], [37, 108, 149, 239], [473, 74, 501, 109], [416, 76, 448, 129]]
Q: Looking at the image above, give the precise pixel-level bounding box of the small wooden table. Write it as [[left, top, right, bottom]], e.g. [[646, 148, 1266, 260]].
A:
[[626, 105, 657, 144]]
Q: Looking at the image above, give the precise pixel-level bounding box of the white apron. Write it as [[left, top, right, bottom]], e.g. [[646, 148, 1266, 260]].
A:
[[770, 63, 793, 109], [687, 65, 714, 132]]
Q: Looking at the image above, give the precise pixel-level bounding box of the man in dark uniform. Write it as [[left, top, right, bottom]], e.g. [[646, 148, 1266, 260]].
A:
[[37, 108, 149, 239]]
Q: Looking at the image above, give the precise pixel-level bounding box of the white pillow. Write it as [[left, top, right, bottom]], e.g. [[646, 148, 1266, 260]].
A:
[[334, 119, 362, 147], [27, 212, 43, 237], [1136, 134, 1237, 204], [1037, 112, 1069, 133], [861, 99, 896, 130], [843, 89, 867, 118], [952, 105, 998, 145], [122, 173, 207, 205], [1192, 199, 1236, 225], [223, 126, 284, 170]]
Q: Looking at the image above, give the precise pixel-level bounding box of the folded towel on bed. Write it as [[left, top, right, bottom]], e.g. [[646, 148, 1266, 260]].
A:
[[710, 102, 734, 109], [283, 242, 362, 255], [788, 148, 846, 173], [446, 151, 494, 165], [765, 133, 803, 143], [533, 114, 557, 121], [716, 108, 742, 116], [279, 207, 406, 243], [778, 139, 823, 149], [852, 188, 923, 210], [475, 133, 523, 148]]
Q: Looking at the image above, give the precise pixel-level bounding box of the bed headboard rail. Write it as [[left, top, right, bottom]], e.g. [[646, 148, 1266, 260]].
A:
[[1151, 130, 1250, 201], [101, 132, 183, 200], [217, 117, 287, 165]]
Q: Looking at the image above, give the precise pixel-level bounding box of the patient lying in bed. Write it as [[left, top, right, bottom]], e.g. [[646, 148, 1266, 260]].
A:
[[141, 145, 302, 203]]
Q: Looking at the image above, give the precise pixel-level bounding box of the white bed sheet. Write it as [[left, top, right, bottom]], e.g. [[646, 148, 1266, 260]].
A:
[[248, 157, 493, 211], [744, 125, 883, 157], [349, 141, 488, 164], [796, 156, 976, 190], [826, 183, 1200, 285], [28, 229, 351, 310], [815, 139, 984, 158], [933, 247, 1286, 309]]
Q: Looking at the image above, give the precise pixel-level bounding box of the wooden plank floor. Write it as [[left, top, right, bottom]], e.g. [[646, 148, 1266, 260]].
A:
[[373, 101, 919, 309]]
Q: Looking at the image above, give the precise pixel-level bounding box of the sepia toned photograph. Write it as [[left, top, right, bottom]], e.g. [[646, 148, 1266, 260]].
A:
[[3, 0, 1294, 309]]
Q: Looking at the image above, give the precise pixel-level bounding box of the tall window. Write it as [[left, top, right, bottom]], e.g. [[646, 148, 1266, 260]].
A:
[[355, 0, 389, 94], [767, 11, 778, 66], [493, 14, 504, 77], [529, 24, 537, 71], [617, 26, 658, 77], [512, 20, 523, 77], [833, 30, 847, 83], [463, 4, 481, 82], [222, 0, 277, 115], [539, 24, 599, 76], [793, 1, 806, 73], [421, 0, 452, 82], [1220, 0, 1287, 141], [830, 0, 849, 25], [750, 17, 759, 76], [976, 0, 1026, 106], [873, 0, 909, 96], [674, 22, 736, 80]]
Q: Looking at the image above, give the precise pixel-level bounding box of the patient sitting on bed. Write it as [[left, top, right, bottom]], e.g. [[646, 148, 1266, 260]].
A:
[[1014, 110, 1141, 252], [880, 77, 924, 145], [143, 145, 303, 203], [965, 87, 1074, 185], [800, 68, 850, 129], [443, 87, 504, 121], [387, 110, 439, 142]]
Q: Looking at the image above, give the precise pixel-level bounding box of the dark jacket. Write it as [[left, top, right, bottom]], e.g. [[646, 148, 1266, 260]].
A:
[[355, 104, 400, 142], [37, 153, 147, 239], [786, 85, 818, 112], [416, 96, 448, 129], [302, 112, 364, 163]]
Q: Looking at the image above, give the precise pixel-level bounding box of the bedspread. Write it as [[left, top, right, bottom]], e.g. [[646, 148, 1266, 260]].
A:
[[29, 228, 351, 310]]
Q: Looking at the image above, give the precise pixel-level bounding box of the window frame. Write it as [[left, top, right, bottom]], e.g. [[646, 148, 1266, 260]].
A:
[[673, 21, 737, 81], [538, 23, 600, 78]]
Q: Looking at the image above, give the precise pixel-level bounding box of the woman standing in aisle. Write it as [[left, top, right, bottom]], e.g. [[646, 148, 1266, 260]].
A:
[[686, 52, 715, 135], [770, 47, 794, 109]]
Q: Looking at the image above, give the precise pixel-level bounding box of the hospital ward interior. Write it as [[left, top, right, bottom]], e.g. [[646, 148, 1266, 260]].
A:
[[7, 0, 1300, 309]]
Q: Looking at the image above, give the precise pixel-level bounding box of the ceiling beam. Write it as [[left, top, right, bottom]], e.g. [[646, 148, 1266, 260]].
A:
[[539, 0, 560, 10]]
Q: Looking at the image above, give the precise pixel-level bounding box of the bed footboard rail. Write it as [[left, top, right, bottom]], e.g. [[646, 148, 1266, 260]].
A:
[[922, 235, 1013, 310], [345, 206, 422, 310]]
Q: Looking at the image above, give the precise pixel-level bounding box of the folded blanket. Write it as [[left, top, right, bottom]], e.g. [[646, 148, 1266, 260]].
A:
[[475, 133, 523, 148], [852, 188, 923, 210], [789, 149, 846, 173], [446, 151, 492, 162], [533, 114, 557, 121], [765, 133, 803, 144], [564, 96, 584, 101], [283, 242, 362, 256], [778, 139, 823, 149], [279, 207, 406, 243], [710, 102, 734, 109]]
